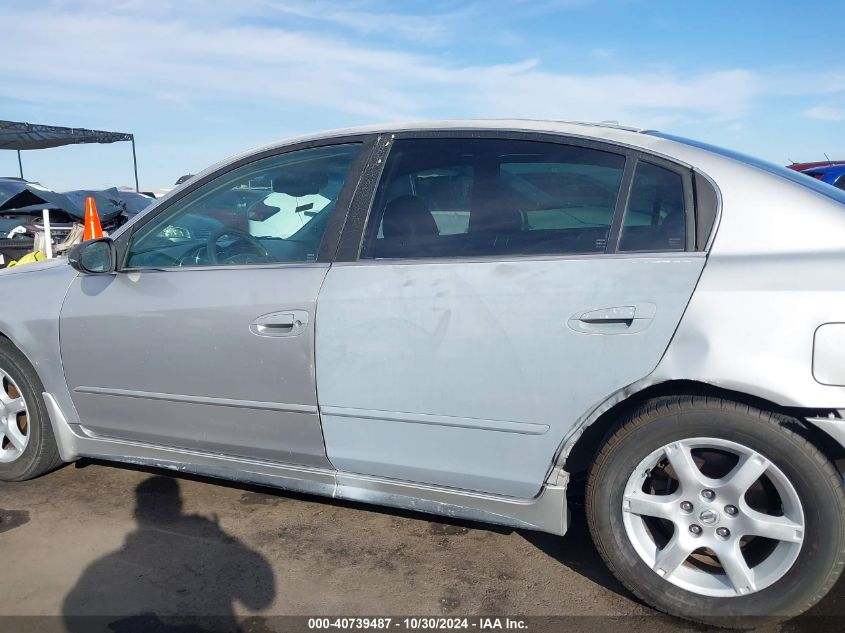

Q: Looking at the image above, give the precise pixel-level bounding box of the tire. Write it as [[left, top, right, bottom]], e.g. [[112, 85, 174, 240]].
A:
[[586, 395, 845, 628], [0, 338, 62, 481]]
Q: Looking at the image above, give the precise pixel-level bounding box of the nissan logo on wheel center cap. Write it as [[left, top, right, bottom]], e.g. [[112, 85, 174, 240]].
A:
[[699, 508, 720, 525]]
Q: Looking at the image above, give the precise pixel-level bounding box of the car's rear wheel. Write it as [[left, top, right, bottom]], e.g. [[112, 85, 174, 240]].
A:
[[586, 395, 845, 628], [0, 339, 62, 481]]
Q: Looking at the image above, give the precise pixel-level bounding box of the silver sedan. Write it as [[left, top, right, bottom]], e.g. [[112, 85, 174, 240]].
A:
[[2, 120, 845, 627]]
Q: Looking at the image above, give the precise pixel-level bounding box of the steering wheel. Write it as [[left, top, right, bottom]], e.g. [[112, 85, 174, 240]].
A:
[[206, 227, 273, 265]]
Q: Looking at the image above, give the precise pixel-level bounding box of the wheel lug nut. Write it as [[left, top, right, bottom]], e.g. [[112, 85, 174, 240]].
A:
[[725, 505, 738, 516], [716, 527, 730, 538], [701, 489, 716, 501], [689, 524, 702, 536], [680, 501, 693, 512]]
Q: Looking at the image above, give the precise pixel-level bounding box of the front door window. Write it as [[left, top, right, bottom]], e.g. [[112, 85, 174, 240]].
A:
[[125, 144, 362, 268]]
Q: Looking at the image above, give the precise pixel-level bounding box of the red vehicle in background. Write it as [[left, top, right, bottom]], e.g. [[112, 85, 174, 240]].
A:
[[787, 160, 845, 171]]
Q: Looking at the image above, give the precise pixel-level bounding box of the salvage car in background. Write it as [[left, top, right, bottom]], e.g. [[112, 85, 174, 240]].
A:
[[787, 159, 845, 172], [0, 182, 150, 233], [0, 177, 53, 238], [801, 163, 845, 190], [0, 179, 154, 266], [2, 120, 845, 627]]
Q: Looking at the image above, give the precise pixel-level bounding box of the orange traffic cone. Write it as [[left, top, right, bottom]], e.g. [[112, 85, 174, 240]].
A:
[[83, 196, 103, 241]]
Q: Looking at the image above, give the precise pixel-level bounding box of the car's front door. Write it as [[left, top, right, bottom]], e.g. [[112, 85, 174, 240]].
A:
[[60, 141, 366, 467], [315, 135, 707, 497]]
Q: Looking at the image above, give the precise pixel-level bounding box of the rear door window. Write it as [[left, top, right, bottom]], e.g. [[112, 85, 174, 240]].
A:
[[361, 137, 626, 259]]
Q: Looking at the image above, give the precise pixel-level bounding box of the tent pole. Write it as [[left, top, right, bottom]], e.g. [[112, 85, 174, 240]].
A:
[[130, 136, 139, 192], [42, 209, 53, 259], [17, 150, 23, 179]]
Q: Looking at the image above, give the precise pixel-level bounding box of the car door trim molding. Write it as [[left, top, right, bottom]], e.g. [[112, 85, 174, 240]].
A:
[[73, 386, 318, 415], [320, 406, 550, 435], [44, 393, 568, 535], [328, 251, 706, 267], [119, 262, 331, 274]]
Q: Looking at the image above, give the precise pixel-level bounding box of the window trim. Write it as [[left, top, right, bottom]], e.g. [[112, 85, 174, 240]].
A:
[[113, 135, 377, 272], [337, 130, 698, 263], [693, 169, 721, 251]]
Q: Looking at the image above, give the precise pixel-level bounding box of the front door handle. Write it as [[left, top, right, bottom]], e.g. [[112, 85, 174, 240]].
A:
[[568, 303, 656, 335], [250, 310, 309, 338]]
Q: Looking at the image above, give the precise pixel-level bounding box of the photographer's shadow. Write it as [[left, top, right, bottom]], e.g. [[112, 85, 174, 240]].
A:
[[63, 475, 275, 633]]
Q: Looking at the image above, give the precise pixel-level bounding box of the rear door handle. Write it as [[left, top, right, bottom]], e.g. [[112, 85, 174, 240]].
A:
[[577, 306, 636, 325], [568, 303, 656, 335], [250, 310, 309, 338]]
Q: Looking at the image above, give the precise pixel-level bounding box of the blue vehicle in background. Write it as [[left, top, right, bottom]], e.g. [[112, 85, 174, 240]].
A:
[[801, 163, 845, 190]]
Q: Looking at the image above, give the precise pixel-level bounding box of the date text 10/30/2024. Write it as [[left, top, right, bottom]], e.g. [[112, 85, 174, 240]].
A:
[[307, 617, 529, 630]]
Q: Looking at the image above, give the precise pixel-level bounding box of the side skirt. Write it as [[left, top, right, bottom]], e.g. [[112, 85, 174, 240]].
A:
[[44, 393, 569, 535]]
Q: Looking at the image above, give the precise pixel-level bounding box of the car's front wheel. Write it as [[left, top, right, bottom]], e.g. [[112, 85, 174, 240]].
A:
[[586, 395, 845, 628], [0, 339, 62, 481]]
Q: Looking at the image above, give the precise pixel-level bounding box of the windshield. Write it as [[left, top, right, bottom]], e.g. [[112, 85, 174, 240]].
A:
[[648, 132, 845, 206]]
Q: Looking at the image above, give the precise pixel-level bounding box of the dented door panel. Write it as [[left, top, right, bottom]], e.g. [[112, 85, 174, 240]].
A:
[[316, 255, 705, 498]]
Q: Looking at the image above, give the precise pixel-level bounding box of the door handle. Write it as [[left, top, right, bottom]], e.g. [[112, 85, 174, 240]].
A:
[[577, 306, 636, 325], [256, 321, 294, 335], [250, 311, 309, 338], [568, 303, 656, 335]]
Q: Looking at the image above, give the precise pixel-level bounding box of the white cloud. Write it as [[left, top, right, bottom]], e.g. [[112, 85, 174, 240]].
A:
[[0, 3, 782, 128], [0, 1, 843, 148], [802, 105, 845, 121], [262, 0, 461, 44], [3, 0, 844, 189]]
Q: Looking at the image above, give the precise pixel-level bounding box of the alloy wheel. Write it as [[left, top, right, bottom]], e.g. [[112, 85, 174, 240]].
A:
[[622, 437, 804, 597], [0, 368, 29, 463]]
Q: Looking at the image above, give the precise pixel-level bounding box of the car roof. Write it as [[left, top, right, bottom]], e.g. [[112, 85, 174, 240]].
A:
[[220, 118, 692, 176], [257, 119, 650, 148]]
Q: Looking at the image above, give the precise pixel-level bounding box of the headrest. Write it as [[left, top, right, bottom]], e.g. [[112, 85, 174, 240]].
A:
[[383, 195, 439, 238]]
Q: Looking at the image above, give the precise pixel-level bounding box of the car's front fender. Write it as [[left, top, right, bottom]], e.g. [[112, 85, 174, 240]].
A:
[[0, 258, 81, 459]]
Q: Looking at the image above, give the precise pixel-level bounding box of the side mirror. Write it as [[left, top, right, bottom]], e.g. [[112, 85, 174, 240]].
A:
[[68, 238, 117, 275]]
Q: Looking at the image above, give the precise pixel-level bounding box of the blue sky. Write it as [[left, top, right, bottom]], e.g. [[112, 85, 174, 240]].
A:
[[1, 0, 843, 191]]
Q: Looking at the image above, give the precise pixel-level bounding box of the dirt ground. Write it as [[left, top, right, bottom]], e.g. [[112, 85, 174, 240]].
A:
[[1, 460, 843, 632]]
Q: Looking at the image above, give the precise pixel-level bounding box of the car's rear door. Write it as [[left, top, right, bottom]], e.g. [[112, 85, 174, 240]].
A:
[[315, 133, 707, 497], [59, 139, 371, 466]]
